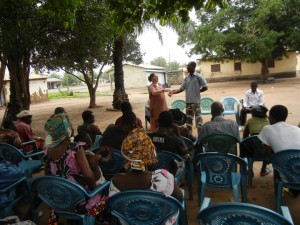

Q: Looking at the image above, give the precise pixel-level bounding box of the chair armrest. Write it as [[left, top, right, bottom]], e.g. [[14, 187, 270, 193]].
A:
[[87, 181, 110, 198], [0, 176, 27, 193], [21, 140, 38, 152], [23, 150, 44, 159], [281, 206, 294, 225], [199, 197, 211, 212]]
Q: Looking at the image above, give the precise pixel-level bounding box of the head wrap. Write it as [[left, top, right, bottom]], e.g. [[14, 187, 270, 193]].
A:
[[45, 113, 72, 147], [251, 105, 268, 118], [121, 128, 157, 171]]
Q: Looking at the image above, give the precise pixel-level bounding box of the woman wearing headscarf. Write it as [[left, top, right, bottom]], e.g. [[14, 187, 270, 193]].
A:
[[109, 128, 183, 225], [148, 73, 170, 132], [43, 113, 108, 224]]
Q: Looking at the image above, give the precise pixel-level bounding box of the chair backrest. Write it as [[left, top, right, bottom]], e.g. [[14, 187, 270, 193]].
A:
[[200, 133, 240, 154], [220, 97, 240, 113], [169, 100, 186, 111], [31, 176, 93, 213], [148, 151, 184, 172], [0, 143, 24, 165], [194, 152, 247, 188], [108, 190, 182, 225], [272, 149, 300, 183], [240, 135, 270, 159], [181, 136, 195, 151], [99, 150, 126, 179], [198, 202, 293, 225], [200, 97, 214, 115]]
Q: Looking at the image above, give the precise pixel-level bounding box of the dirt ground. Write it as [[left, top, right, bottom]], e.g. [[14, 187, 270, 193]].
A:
[[1, 76, 300, 224]]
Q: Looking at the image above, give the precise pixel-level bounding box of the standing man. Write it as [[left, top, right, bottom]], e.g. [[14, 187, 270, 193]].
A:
[[240, 81, 264, 128], [169, 61, 208, 135]]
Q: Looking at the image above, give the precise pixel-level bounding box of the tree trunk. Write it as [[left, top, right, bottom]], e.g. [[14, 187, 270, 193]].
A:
[[112, 36, 128, 110], [87, 82, 97, 108], [260, 59, 269, 81], [0, 53, 7, 107], [5, 53, 31, 121]]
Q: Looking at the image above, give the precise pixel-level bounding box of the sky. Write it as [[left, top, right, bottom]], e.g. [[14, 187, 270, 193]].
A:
[[137, 26, 199, 65]]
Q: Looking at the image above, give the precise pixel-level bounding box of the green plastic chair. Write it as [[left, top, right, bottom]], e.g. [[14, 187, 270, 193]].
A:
[[169, 100, 186, 112], [200, 97, 214, 115]]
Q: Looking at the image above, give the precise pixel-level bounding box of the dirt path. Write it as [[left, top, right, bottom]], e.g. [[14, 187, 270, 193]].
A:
[[2, 76, 300, 224]]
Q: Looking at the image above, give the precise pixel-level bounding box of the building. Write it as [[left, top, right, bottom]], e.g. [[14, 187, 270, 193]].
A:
[[1, 73, 48, 107], [47, 77, 62, 89], [199, 52, 298, 82], [105, 63, 167, 88]]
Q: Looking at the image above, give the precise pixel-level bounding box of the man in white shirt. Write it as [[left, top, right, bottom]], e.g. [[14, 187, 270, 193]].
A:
[[240, 81, 264, 127], [258, 105, 300, 154]]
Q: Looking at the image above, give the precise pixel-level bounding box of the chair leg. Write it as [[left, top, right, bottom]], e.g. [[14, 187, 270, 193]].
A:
[[275, 181, 284, 213], [248, 158, 254, 187]]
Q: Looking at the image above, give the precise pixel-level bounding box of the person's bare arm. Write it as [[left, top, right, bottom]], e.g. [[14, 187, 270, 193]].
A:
[[171, 181, 183, 202], [243, 124, 250, 138], [75, 146, 97, 189], [262, 143, 274, 156], [200, 86, 208, 92]]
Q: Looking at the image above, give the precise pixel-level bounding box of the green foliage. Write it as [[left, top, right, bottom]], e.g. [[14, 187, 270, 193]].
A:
[[168, 61, 180, 70], [62, 73, 81, 86], [177, 0, 300, 64], [48, 91, 110, 99], [150, 57, 167, 68]]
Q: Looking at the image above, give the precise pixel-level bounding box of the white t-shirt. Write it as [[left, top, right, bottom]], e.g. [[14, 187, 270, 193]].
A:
[[258, 122, 300, 153]]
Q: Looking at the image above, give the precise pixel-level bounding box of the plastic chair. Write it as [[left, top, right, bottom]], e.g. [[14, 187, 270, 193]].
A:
[[240, 135, 271, 186], [198, 197, 294, 225], [272, 149, 300, 212], [0, 143, 43, 178], [220, 97, 240, 124], [194, 152, 248, 206], [148, 151, 194, 200], [107, 189, 188, 225], [169, 100, 186, 112], [200, 97, 214, 115], [99, 150, 126, 180], [198, 133, 240, 155], [31, 176, 110, 225], [0, 174, 36, 221]]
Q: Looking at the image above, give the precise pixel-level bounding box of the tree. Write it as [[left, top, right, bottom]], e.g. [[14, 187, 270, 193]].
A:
[[150, 57, 168, 68], [176, 0, 300, 80], [0, 0, 83, 121], [107, 0, 227, 109], [168, 61, 180, 70]]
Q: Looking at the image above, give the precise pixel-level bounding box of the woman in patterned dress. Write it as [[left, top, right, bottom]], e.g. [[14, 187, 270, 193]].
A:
[[148, 73, 170, 132]]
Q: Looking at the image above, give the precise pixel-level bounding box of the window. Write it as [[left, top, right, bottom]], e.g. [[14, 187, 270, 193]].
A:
[[211, 64, 220, 72], [234, 62, 241, 71], [268, 59, 275, 68]]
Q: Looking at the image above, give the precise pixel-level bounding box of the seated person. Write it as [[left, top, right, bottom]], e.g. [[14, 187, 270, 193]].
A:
[[148, 110, 188, 158], [198, 101, 240, 154], [15, 110, 44, 153], [77, 110, 101, 149], [240, 81, 264, 127], [169, 108, 196, 142], [0, 120, 22, 148], [145, 99, 150, 126], [258, 105, 300, 197], [240, 105, 270, 176], [109, 128, 183, 225], [43, 113, 108, 222], [115, 101, 143, 128], [99, 110, 138, 152]]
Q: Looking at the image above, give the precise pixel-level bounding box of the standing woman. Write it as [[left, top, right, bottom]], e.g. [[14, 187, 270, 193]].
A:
[[148, 73, 169, 132]]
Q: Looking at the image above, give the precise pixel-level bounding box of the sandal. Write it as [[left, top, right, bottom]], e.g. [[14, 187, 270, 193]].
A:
[[260, 167, 271, 176]]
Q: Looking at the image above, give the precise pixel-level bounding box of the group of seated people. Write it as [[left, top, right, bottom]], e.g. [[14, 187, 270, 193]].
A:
[[1, 96, 300, 224]]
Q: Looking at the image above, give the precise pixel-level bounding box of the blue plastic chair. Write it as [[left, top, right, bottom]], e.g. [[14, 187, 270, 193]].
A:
[[198, 133, 240, 155], [272, 149, 300, 212], [200, 97, 214, 115], [240, 135, 271, 186], [107, 189, 187, 225], [169, 100, 186, 112], [198, 197, 294, 225], [99, 150, 126, 180], [31, 176, 110, 225], [220, 97, 240, 124], [0, 143, 43, 178], [0, 174, 36, 221], [194, 152, 248, 206]]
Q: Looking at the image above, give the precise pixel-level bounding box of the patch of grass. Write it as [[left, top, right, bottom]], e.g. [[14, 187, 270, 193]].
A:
[[48, 91, 111, 99]]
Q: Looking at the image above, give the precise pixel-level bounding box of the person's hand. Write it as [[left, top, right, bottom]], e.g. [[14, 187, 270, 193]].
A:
[[168, 90, 173, 97], [164, 88, 172, 92]]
